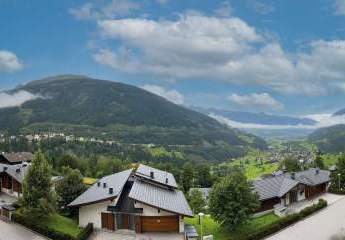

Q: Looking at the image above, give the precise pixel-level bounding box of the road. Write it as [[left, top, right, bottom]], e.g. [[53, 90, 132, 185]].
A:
[[266, 196, 345, 240], [0, 221, 47, 240]]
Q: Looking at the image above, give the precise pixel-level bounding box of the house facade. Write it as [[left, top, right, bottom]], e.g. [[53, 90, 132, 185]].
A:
[[0, 152, 32, 198], [253, 168, 330, 212], [69, 164, 193, 234]]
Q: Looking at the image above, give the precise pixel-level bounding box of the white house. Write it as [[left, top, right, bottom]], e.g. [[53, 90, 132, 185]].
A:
[[69, 164, 193, 234]]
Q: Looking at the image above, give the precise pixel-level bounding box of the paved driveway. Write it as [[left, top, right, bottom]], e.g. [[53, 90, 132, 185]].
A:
[[266, 195, 345, 240], [0, 221, 47, 240], [89, 230, 184, 240]]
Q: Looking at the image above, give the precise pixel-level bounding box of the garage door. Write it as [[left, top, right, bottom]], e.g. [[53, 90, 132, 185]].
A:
[[141, 216, 179, 232], [101, 212, 115, 231]]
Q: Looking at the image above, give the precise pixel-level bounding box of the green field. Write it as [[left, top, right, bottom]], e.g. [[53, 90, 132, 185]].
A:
[[185, 213, 279, 240], [228, 150, 278, 180], [322, 153, 340, 167]]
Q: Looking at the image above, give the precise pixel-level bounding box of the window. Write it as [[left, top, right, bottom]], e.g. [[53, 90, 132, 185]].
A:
[[158, 209, 161, 213]]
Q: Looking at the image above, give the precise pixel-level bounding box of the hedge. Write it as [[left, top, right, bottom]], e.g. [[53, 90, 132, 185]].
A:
[[12, 213, 93, 240], [238, 199, 327, 240], [328, 187, 345, 195]]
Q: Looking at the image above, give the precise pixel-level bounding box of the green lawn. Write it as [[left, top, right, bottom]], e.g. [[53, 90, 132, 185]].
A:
[[185, 213, 279, 240], [44, 214, 81, 237]]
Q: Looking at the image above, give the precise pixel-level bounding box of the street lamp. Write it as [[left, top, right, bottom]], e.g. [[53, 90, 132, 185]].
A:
[[198, 212, 205, 240], [338, 173, 341, 190]]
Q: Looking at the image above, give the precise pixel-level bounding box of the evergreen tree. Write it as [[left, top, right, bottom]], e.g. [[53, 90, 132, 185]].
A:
[[21, 151, 56, 217], [314, 151, 325, 169], [181, 162, 194, 193]]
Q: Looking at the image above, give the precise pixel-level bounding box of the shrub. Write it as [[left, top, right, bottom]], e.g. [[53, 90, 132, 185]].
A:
[[239, 199, 327, 240], [328, 187, 345, 195], [12, 213, 93, 240]]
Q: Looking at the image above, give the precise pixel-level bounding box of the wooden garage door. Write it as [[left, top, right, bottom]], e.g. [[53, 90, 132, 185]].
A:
[[101, 212, 115, 231], [141, 216, 179, 232]]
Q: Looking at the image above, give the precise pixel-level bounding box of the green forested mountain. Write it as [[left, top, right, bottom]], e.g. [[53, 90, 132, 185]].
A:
[[308, 124, 345, 153], [0, 75, 267, 160]]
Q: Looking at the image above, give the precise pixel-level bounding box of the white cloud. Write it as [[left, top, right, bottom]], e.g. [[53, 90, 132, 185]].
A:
[[228, 93, 284, 111], [69, 0, 140, 20], [0, 91, 41, 109], [0, 50, 23, 73], [247, 0, 275, 15], [141, 84, 184, 104], [210, 112, 345, 130], [214, 1, 233, 17], [335, 0, 345, 15], [91, 12, 345, 96]]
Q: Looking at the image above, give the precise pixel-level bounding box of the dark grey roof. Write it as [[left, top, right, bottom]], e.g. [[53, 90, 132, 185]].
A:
[[129, 180, 193, 217], [68, 169, 132, 207], [293, 168, 331, 186], [253, 168, 330, 201], [1, 152, 33, 163], [0, 163, 30, 183], [135, 164, 177, 188]]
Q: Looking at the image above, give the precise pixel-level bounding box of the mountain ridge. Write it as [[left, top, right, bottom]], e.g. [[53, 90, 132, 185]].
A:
[[0, 75, 267, 155]]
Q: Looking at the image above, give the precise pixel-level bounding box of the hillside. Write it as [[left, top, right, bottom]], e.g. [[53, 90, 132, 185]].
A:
[[0, 75, 267, 160], [308, 124, 345, 153], [196, 108, 316, 126]]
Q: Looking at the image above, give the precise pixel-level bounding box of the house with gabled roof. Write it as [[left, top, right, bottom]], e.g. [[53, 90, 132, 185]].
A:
[[0, 153, 32, 198], [253, 168, 331, 212], [68, 164, 193, 234]]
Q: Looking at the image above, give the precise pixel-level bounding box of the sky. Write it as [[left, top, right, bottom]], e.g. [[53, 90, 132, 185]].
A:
[[2, 0, 345, 117]]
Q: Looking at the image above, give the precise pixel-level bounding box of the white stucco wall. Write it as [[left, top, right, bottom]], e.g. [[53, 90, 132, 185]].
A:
[[134, 201, 174, 216], [179, 216, 184, 233], [297, 189, 306, 201], [78, 199, 116, 229]]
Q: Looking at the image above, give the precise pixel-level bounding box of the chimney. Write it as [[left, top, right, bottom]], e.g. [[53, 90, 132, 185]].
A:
[[291, 172, 296, 180], [109, 188, 113, 194], [97, 182, 101, 187], [103, 182, 107, 188], [165, 178, 169, 184], [150, 171, 154, 179]]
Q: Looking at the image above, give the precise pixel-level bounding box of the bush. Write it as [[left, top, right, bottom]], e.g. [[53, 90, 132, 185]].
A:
[[12, 213, 93, 240], [239, 199, 327, 240], [329, 187, 345, 195], [77, 223, 94, 240]]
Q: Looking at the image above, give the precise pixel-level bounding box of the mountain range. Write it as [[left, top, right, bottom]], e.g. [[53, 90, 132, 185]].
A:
[[0, 75, 267, 158], [194, 107, 317, 126]]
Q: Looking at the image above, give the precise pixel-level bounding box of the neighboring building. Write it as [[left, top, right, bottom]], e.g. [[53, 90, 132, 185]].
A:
[[189, 188, 212, 201], [253, 168, 331, 213], [69, 164, 193, 234], [0, 162, 30, 198], [0, 152, 33, 165]]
